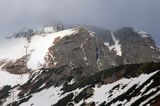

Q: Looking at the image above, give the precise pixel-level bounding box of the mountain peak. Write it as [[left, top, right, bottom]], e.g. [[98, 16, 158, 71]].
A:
[[134, 29, 150, 38], [114, 27, 151, 39]]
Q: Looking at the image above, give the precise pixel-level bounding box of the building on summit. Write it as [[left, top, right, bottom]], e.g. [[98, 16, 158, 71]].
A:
[[43, 24, 64, 33]]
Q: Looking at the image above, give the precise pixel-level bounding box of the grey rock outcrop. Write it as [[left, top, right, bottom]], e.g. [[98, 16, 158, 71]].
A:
[[87, 26, 160, 64], [114, 27, 160, 64], [45, 28, 120, 78]]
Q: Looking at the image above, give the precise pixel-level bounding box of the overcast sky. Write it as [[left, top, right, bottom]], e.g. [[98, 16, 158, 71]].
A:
[[0, 0, 160, 45]]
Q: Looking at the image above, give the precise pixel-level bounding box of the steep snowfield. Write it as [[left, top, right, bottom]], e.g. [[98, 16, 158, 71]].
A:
[[1, 61, 160, 106], [7, 70, 157, 106], [4, 70, 158, 106], [104, 32, 122, 56], [75, 70, 159, 106], [20, 86, 85, 106], [0, 69, 29, 88], [27, 29, 76, 70], [0, 29, 76, 70]]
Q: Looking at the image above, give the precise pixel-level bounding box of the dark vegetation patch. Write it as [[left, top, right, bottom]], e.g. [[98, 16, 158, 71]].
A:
[[0, 85, 11, 105], [100, 101, 106, 106], [109, 84, 120, 94], [8, 95, 32, 106], [52, 93, 74, 106], [142, 71, 160, 95], [143, 94, 160, 106], [105, 84, 138, 106], [104, 68, 160, 106], [62, 62, 160, 93], [131, 87, 160, 106], [73, 87, 94, 103], [20, 65, 68, 97], [41, 64, 67, 75], [2, 62, 160, 105], [80, 102, 95, 106], [130, 71, 160, 106], [0, 85, 11, 100]]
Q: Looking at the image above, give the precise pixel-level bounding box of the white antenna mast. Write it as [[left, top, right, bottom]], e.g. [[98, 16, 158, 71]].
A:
[[24, 45, 29, 56]]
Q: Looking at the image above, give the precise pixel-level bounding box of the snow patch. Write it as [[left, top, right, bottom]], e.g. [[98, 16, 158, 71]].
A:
[[150, 46, 155, 49], [0, 70, 29, 88], [140, 90, 160, 106], [134, 29, 150, 38], [83, 57, 87, 61], [104, 33, 122, 56], [97, 58, 102, 71], [80, 36, 89, 65], [20, 86, 85, 106], [89, 31, 96, 37], [68, 79, 75, 85]]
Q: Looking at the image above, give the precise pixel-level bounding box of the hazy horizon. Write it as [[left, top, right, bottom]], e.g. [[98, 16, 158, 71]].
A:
[[0, 0, 160, 45]]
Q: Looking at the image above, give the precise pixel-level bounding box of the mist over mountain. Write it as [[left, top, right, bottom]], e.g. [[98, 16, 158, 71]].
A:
[[0, 0, 160, 45]]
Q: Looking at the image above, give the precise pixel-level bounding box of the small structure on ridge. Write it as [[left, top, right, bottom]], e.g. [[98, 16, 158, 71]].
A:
[[43, 24, 64, 33]]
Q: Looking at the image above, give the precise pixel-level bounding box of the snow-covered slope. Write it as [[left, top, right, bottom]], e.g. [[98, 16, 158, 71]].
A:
[[1, 62, 160, 106], [0, 29, 76, 70], [20, 70, 158, 106], [81, 71, 159, 106], [20, 86, 85, 106], [0, 37, 28, 60], [0, 70, 29, 88], [134, 29, 150, 38]]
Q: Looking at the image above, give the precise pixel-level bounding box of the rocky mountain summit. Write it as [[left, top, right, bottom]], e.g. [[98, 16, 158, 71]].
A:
[[0, 26, 160, 106], [114, 27, 160, 64], [0, 27, 121, 75], [45, 28, 120, 78], [87, 26, 160, 64]]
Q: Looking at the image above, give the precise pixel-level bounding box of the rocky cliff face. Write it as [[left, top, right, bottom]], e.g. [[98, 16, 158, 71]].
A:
[[44, 28, 120, 79], [1, 27, 160, 75], [87, 26, 160, 64], [0, 27, 120, 76], [114, 27, 160, 64]]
